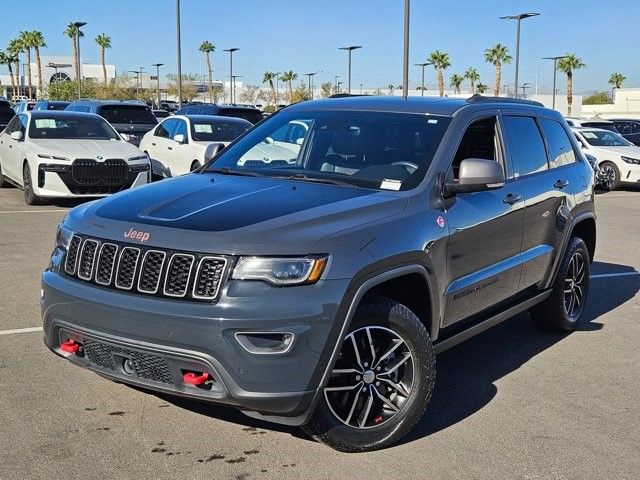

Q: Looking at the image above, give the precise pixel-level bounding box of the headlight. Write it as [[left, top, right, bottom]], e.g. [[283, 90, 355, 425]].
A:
[[128, 155, 149, 162], [54, 223, 74, 251], [232, 256, 328, 286], [38, 153, 69, 161], [621, 156, 640, 165]]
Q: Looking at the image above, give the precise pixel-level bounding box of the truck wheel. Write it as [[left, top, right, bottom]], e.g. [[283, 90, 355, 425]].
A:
[[530, 236, 590, 332], [599, 162, 620, 191], [303, 297, 435, 452], [23, 163, 43, 206]]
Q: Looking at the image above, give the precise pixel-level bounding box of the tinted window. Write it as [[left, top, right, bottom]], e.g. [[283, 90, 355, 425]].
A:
[[217, 107, 263, 125], [155, 119, 176, 138], [0, 103, 14, 122], [190, 119, 250, 142], [4, 116, 22, 134], [540, 119, 576, 168], [632, 122, 640, 134], [581, 121, 618, 132], [48, 102, 70, 111], [614, 121, 631, 135], [503, 116, 548, 176], [99, 105, 157, 125]]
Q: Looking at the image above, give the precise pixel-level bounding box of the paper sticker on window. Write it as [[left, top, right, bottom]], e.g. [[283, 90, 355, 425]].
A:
[[194, 124, 213, 133], [427, 118, 439, 124], [380, 179, 402, 191], [34, 119, 57, 129]]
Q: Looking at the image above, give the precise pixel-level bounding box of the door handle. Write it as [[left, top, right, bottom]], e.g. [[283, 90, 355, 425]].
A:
[[151, 142, 156, 146], [554, 179, 569, 189], [503, 193, 522, 205], [168, 146, 173, 150]]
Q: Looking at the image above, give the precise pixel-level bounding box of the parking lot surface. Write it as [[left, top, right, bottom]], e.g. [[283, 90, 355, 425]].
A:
[[0, 186, 638, 480]]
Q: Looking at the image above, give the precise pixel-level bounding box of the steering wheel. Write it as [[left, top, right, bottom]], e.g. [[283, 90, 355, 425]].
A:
[[391, 161, 419, 174]]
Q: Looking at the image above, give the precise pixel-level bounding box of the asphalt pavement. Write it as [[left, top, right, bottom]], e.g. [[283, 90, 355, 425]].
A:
[[0, 186, 638, 480]]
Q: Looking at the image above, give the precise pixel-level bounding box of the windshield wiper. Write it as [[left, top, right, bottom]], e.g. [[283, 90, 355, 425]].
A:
[[207, 167, 268, 177], [284, 172, 374, 188]]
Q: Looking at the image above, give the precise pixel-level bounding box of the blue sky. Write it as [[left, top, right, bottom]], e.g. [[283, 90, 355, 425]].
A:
[[1, 0, 638, 93]]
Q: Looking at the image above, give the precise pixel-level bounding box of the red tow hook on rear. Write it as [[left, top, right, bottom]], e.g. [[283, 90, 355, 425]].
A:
[[183, 371, 210, 386], [60, 339, 81, 354]]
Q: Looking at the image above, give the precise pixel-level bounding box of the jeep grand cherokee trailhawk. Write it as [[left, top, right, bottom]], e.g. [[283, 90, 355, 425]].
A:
[[42, 95, 596, 452]]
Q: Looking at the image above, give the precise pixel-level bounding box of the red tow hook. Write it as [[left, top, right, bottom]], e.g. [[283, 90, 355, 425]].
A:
[[60, 339, 80, 354], [183, 371, 210, 386]]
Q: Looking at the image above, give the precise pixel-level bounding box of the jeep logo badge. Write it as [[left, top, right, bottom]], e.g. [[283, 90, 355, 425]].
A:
[[124, 228, 150, 243]]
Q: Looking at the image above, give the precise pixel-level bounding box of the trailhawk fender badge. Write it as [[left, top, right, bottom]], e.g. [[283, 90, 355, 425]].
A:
[[124, 228, 150, 242], [436, 216, 446, 228]]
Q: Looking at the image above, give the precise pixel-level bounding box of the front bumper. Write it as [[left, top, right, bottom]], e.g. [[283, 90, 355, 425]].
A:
[[41, 263, 350, 424], [622, 163, 640, 183]]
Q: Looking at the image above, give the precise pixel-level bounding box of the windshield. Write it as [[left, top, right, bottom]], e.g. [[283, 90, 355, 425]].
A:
[[29, 115, 120, 140], [206, 110, 451, 191], [191, 119, 251, 142], [581, 129, 632, 147], [99, 105, 157, 125]]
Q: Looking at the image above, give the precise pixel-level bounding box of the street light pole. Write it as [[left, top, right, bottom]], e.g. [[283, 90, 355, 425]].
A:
[[176, 0, 182, 108], [339, 45, 362, 94], [73, 21, 86, 99], [152, 63, 164, 108], [402, 0, 410, 98], [224, 48, 239, 103], [542, 56, 565, 110], [521, 82, 531, 98], [414, 62, 432, 96], [500, 12, 539, 99], [128, 71, 140, 99]]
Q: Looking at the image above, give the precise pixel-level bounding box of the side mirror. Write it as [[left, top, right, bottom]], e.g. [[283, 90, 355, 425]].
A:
[[295, 137, 304, 146], [10, 130, 23, 141], [173, 133, 186, 144], [120, 133, 130, 142], [445, 158, 505, 196], [203, 142, 225, 162]]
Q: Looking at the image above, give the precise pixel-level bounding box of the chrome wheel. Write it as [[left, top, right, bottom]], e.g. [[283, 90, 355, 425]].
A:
[[564, 251, 586, 320], [600, 164, 616, 190], [324, 326, 414, 429]]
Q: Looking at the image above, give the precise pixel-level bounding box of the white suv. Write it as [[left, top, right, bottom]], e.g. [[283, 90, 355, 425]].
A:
[[572, 127, 640, 190]]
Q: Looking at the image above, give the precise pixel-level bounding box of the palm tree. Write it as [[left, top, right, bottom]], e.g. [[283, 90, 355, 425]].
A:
[[199, 40, 215, 101], [449, 73, 464, 94], [557, 53, 586, 116], [0, 51, 17, 98], [427, 50, 451, 97], [608, 72, 625, 89], [484, 43, 512, 97], [7, 38, 23, 98], [281, 70, 297, 103], [464, 67, 480, 94], [263, 71, 277, 106], [19, 31, 36, 99], [95, 34, 111, 86], [31, 31, 46, 97], [476, 83, 488, 94], [64, 22, 84, 81]]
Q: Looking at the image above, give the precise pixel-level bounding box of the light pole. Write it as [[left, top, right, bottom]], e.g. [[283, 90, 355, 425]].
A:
[[339, 45, 362, 94], [176, 0, 182, 107], [521, 82, 531, 98], [542, 56, 566, 109], [360, 83, 363, 94], [73, 21, 87, 99], [304, 72, 318, 99], [415, 62, 432, 96], [224, 48, 239, 103], [128, 71, 140, 99], [402, 0, 410, 98], [500, 12, 539, 98], [274, 72, 281, 106], [231, 75, 242, 102], [152, 63, 164, 108]]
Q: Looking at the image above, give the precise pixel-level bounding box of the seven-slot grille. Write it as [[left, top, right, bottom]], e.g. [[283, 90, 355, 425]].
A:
[[64, 235, 227, 301]]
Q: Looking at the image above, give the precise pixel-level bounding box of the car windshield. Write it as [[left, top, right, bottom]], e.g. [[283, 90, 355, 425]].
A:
[[581, 129, 632, 147], [190, 119, 251, 142], [29, 115, 120, 140], [99, 105, 157, 125], [205, 110, 451, 191]]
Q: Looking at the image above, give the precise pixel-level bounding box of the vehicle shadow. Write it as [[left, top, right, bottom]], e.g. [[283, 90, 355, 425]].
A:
[[143, 261, 639, 447]]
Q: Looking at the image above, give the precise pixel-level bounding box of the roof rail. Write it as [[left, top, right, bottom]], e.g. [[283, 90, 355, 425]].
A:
[[466, 93, 544, 107]]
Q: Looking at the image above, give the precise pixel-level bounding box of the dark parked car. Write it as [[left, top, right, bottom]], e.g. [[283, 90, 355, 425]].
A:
[[65, 100, 158, 146], [152, 109, 170, 119], [159, 100, 179, 112], [43, 95, 596, 452], [175, 103, 263, 124], [0, 99, 14, 131], [33, 100, 71, 111], [610, 119, 640, 146]]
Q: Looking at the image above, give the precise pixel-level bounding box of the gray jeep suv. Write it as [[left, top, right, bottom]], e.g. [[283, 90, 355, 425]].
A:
[[42, 95, 596, 451]]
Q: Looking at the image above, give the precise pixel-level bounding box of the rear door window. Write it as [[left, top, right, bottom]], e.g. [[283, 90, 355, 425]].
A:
[[540, 119, 576, 168], [502, 116, 549, 176], [99, 105, 157, 125]]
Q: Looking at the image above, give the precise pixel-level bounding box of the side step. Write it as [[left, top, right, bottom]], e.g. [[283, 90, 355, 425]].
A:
[[434, 289, 552, 354]]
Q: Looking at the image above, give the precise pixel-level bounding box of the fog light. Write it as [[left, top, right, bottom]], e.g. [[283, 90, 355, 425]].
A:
[[234, 332, 295, 354]]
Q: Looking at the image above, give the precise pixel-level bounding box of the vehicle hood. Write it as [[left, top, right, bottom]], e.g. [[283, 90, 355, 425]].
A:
[[590, 144, 640, 159], [65, 173, 407, 255], [30, 139, 143, 159]]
